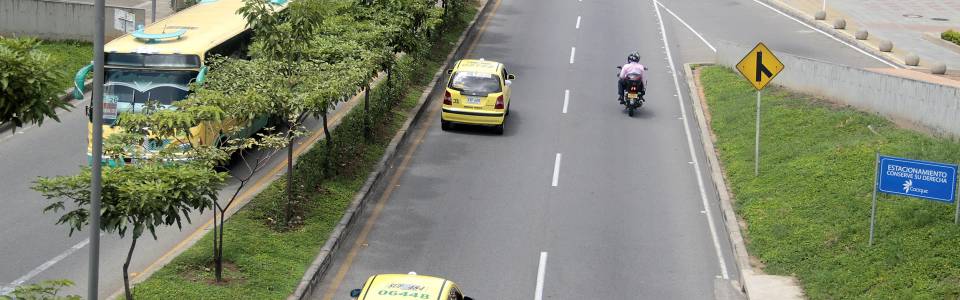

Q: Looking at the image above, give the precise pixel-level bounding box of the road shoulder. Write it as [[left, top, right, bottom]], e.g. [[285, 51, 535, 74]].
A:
[[684, 62, 805, 300]]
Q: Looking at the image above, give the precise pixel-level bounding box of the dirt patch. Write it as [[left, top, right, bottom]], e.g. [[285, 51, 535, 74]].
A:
[[179, 260, 247, 286]]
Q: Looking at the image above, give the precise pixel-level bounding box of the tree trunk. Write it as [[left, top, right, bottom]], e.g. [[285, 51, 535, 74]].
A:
[[216, 208, 225, 281], [364, 85, 371, 141], [123, 237, 138, 300], [213, 208, 221, 281], [321, 109, 333, 175], [285, 130, 294, 228]]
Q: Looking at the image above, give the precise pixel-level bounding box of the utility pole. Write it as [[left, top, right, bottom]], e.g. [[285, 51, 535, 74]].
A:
[[152, 0, 156, 23], [89, 0, 106, 296]]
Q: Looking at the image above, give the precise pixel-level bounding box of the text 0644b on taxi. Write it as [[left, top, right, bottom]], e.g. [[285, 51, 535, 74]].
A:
[[441, 59, 515, 135], [349, 272, 475, 300]]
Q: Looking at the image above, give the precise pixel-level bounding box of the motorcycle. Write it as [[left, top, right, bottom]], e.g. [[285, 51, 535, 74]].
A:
[[616, 66, 648, 117]]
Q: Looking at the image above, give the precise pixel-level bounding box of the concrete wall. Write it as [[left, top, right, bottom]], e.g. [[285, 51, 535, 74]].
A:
[[0, 0, 144, 41], [717, 41, 960, 138]]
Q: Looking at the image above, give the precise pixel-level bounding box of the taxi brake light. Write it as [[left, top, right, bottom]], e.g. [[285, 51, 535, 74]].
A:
[[495, 95, 504, 109], [443, 91, 452, 105]]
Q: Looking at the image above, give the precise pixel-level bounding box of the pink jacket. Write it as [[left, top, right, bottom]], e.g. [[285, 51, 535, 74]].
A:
[[619, 63, 645, 80]]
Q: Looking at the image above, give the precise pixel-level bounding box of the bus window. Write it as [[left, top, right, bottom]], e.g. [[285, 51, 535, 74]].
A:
[[102, 68, 195, 120]]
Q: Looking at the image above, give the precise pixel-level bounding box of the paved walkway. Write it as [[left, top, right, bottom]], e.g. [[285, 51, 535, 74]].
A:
[[779, 0, 960, 72]]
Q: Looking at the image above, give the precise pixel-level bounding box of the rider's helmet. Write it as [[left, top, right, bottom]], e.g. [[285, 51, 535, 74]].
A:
[[627, 53, 640, 63]]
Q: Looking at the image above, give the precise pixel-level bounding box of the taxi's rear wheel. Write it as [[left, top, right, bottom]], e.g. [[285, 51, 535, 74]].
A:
[[493, 123, 504, 135], [441, 119, 452, 131]]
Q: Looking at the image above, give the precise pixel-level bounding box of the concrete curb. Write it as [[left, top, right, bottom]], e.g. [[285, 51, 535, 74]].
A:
[[922, 32, 960, 56], [683, 63, 806, 300], [0, 80, 92, 134], [287, 1, 493, 299], [756, 0, 905, 68]]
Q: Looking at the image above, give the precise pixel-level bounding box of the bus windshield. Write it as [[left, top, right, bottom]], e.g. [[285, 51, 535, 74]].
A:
[[103, 68, 195, 107]]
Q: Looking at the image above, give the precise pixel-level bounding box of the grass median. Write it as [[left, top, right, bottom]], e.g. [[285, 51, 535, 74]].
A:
[[36, 40, 92, 92], [131, 4, 478, 299], [699, 66, 960, 299]]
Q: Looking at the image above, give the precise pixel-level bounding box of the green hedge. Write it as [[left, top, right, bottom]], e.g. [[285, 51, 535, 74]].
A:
[[700, 66, 960, 299], [943, 29, 960, 46], [132, 2, 477, 299]]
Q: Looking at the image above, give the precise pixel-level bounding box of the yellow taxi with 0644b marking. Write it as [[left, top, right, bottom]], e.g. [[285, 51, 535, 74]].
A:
[[349, 272, 475, 300], [441, 59, 515, 134]]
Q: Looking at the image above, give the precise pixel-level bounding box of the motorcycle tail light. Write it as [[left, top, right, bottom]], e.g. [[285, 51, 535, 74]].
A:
[[630, 86, 637, 92], [495, 95, 505, 109], [443, 91, 452, 105]]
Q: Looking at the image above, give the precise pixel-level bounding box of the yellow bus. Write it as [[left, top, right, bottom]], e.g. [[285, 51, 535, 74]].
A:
[[74, 0, 287, 165]]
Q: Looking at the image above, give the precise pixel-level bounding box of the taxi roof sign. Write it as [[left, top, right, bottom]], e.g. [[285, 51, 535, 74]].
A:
[[736, 42, 784, 90]]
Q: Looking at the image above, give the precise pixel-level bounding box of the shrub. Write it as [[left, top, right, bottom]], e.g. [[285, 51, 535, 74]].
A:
[[942, 29, 960, 46]]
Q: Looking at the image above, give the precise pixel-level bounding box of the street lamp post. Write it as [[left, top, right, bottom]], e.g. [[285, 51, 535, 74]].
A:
[[88, 0, 106, 297]]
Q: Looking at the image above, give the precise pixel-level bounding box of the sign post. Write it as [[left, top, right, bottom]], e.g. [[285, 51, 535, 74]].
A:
[[869, 152, 880, 246], [736, 42, 784, 176], [870, 155, 958, 245]]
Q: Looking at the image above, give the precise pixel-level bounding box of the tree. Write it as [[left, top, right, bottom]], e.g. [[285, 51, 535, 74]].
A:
[[0, 37, 71, 129], [240, 0, 327, 228], [182, 59, 291, 281], [0, 280, 81, 300], [33, 102, 227, 300]]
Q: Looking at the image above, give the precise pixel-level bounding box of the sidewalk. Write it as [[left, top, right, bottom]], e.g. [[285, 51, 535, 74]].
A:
[[772, 0, 960, 78]]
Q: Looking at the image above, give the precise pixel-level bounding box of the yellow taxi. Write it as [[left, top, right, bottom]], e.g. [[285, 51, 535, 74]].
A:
[[441, 59, 515, 134], [349, 272, 474, 300]]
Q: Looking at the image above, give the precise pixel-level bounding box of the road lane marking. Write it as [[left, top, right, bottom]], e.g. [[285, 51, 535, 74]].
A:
[[562, 90, 570, 114], [575, 16, 581, 29], [320, 1, 502, 298], [655, 1, 715, 52], [552, 153, 562, 187], [748, 0, 899, 68], [652, 0, 730, 280], [0, 234, 102, 295], [569, 47, 576, 64], [535, 251, 548, 300]]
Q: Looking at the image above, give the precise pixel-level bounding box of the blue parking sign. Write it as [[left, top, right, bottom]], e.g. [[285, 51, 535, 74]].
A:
[[877, 156, 958, 203]]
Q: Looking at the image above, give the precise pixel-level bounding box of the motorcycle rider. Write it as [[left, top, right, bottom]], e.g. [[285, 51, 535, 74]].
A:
[[618, 52, 646, 104]]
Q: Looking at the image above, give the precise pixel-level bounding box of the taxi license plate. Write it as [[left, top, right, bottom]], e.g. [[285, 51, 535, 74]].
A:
[[467, 96, 482, 105]]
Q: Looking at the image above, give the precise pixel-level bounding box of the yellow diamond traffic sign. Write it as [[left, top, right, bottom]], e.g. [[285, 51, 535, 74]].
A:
[[736, 42, 784, 90]]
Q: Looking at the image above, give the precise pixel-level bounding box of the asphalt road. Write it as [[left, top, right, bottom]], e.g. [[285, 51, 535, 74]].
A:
[[312, 0, 890, 299], [0, 0, 893, 298]]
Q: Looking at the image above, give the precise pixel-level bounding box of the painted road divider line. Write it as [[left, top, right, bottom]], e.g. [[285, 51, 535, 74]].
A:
[[749, 0, 899, 68], [569, 47, 576, 64], [575, 16, 581, 29], [563, 90, 570, 114], [535, 251, 548, 300], [652, 0, 730, 280], [552, 153, 562, 187], [655, 0, 715, 52]]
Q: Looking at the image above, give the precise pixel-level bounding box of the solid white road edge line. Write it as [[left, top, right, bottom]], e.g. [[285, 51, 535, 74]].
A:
[[535, 251, 548, 300], [563, 90, 570, 114], [576, 16, 581, 29], [569, 47, 576, 64], [748, 0, 899, 68], [552, 153, 562, 187], [652, 0, 730, 280], [655, 0, 716, 52], [0, 234, 103, 295]]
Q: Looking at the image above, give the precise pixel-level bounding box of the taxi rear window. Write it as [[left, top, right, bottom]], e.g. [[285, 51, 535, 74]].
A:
[[448, 71, 501, 94]]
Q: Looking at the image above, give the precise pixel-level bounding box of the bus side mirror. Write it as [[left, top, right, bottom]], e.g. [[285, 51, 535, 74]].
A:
[[349, 289, 361, 298], [73, 63, 93, 100], [196, 66, 209, 85]]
